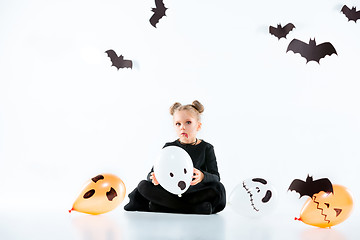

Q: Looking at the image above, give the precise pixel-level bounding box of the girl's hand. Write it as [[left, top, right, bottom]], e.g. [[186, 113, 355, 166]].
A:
[[150, 172, 159, 185], [191, 168, 204, 185]]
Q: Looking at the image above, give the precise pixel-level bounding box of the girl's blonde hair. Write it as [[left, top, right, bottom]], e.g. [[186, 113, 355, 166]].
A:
[[169, 100, 204, 121]]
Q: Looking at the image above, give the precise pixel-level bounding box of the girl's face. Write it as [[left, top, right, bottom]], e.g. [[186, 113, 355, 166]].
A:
[[173, 110, 202, 144]]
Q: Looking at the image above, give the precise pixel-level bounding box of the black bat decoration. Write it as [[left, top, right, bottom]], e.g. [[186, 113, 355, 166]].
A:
[[150, 0, 167, 28], [269, 23, 295, 40], [286, 38, 337, 63], [105, 50, 132, 70], [288, 175, 333, 199], [341, 5, 360, 22]]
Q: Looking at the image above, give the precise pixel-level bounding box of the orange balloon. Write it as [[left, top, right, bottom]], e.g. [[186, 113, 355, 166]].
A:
[[297, 184, 353, 228], [70, 173, 126, 215]]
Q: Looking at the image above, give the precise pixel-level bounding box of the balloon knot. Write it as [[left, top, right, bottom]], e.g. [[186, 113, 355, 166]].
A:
[[294, 217, 301, 221]]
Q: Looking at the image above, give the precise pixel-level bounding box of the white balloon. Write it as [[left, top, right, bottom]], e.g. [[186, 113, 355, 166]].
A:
[[229, 178, 278, 218], [154, 146, 193, 196]]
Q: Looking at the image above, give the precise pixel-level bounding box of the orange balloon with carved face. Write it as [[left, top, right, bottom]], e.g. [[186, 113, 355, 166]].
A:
[[69, 173, 126, 215], [297, 184, 353, 228]]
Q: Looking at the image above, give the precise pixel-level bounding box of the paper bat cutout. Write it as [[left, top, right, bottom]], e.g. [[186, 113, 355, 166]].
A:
[[150, 0, 167, 28], [269, 23, 295, 40], [105, 50, 132, 70], [341, 5, 360, 22], [288, 175, 333, 198], [286, 38, 337, 63]]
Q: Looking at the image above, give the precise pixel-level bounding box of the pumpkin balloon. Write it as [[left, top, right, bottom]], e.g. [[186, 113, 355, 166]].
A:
[[296, 184, 353, 228], [69, 173, 126, 215]]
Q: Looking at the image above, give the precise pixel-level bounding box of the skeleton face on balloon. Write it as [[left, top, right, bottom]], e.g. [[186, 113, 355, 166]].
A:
[[242, 178, 273, 212], [229, 178, 278, 217]]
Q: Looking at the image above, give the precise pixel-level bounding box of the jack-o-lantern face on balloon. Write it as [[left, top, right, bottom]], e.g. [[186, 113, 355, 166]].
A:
[[298, 184, 353, 228]]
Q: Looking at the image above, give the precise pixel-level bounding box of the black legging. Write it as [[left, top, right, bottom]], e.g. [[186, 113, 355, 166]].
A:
[[126, 180, 226, 214]]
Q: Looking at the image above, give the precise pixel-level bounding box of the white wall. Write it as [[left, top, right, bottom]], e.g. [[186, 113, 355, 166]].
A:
[[0, 0, 359, 219]]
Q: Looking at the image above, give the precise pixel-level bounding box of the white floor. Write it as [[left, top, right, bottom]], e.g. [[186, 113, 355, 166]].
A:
[[1, 205, 359, 240]]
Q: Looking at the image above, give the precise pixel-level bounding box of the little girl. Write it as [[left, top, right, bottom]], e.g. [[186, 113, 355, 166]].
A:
[[124, 100, 226, 214]]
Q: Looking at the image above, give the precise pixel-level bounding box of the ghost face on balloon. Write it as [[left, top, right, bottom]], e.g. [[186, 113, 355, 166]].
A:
[[229, 178, 277, 217], [154, 146, 193, 196]]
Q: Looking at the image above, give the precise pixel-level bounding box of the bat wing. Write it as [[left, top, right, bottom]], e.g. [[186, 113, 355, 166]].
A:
[[150, 0, 167, 27], [155, 0, 166, 10], [283, 23, 295, 36], [287, 39, 311, 61], [356, 9, 360, 21], [314, 42, 337, 63], [269, 25, 281, 39], [269, 26, 277, 35], [105, 49, 123, 69], [105, 50, 123, 69], [123, 59, 133, 69], [288, 179, 308, 198], [311, 178, 334, 196], [150, 13, 163, 27], [341, 5, 353, 21], [105, 49, 118, 62], [341, 5, 351, 18]]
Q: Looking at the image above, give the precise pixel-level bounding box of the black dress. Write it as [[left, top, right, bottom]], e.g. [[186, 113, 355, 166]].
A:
[[124, 140, 226, 214]]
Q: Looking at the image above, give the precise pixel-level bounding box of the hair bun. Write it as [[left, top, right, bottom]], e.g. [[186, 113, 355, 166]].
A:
[[169, 102, 182, 115], [192, 100, 204, 113]]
